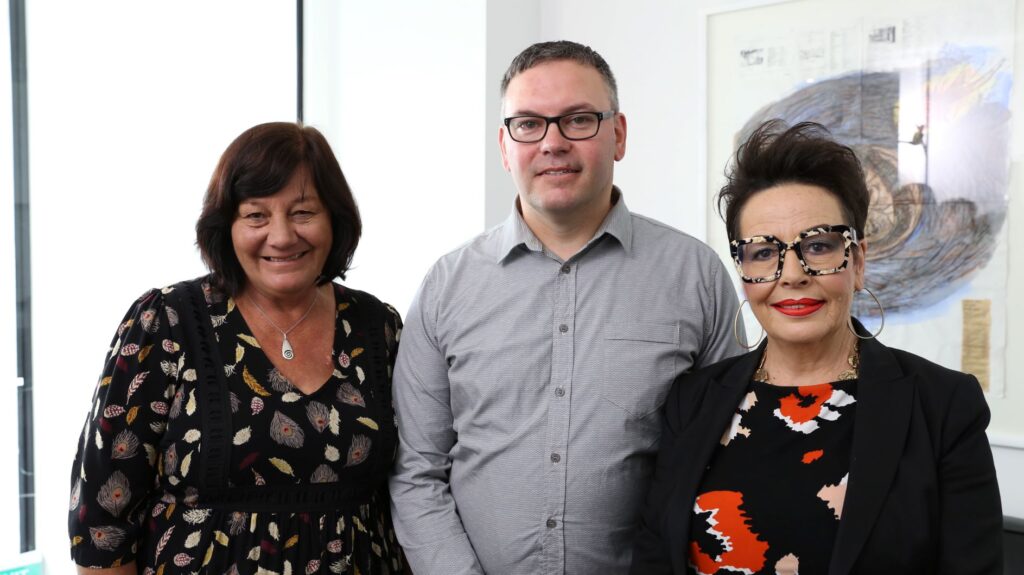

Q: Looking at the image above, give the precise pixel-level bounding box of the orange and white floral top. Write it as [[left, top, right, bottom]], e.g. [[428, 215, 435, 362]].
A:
[[688, 379, 857, 575]]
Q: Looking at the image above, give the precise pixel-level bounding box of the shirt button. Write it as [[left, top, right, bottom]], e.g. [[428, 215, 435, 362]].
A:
[[559, 324, 569, 333], [555, 387, 565, 397], [560, 264, 571, 274], [546, 519, 557, 528], [550, 453, 561, 463]]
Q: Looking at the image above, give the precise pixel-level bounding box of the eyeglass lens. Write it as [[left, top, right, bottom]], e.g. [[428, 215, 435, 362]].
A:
[[508, 112, 602, 142], [737, 231, 847, 279]]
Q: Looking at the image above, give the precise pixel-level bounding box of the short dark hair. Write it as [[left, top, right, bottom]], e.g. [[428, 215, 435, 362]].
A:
[[717, 120, 869, 241], [196, 122, 361, 296], [500, 40, 619, 112]]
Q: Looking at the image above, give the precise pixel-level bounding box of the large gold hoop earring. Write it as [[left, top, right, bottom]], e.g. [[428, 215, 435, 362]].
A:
[[848, 287, 885, 339], [734, 300, 766, 350]]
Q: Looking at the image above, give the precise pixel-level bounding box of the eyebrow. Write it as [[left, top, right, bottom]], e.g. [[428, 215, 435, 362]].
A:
[[239, 195, 318, 208], [507, 103, 603, 117]]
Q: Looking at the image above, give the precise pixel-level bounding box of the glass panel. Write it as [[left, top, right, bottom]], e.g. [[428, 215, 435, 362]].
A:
[[0, 0, 24, 562], [25, 1, 296, 569]]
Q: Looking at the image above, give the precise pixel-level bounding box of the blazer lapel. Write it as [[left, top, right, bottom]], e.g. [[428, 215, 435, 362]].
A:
[[828, 334, 915, 575], [667, 348, 763, 573]]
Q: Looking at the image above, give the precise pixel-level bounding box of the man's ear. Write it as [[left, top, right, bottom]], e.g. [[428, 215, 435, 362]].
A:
[[498, 126, 511, 172], [613, 112, 627, 161]]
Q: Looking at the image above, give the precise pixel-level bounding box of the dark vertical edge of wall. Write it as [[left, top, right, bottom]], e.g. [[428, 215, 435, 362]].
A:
[[297, 0, 304, 123], [9, 0, 34, 553]]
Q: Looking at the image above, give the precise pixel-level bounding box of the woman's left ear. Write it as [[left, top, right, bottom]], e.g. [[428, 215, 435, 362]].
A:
[[854, 239, 867, 291]]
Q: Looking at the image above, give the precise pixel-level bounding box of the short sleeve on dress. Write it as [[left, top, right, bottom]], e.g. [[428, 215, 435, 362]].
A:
[[69, 287, 183, 567]]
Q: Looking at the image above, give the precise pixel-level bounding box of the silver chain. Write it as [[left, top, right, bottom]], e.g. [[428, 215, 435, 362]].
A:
[[246, 288, 320, 360]]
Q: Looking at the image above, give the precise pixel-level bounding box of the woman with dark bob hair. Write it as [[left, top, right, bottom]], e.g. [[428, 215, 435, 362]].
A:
[[632, 120, 1002, 574], [69, 122, 405, 574]]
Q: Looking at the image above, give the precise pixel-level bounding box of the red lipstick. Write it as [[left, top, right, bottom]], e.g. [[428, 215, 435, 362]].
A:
[[771, 298, 824, 317]]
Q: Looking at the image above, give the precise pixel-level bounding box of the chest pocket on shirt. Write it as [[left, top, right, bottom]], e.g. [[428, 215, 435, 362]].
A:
[[601, 322, 679, 419]]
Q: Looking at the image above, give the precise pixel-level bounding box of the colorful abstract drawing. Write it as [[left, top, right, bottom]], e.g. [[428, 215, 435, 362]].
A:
[[736, 47, 1011, 316]]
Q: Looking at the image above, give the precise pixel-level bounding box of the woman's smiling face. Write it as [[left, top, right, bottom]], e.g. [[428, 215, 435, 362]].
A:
[[230, 168, 333, 300], [738, 183, 865, 349]]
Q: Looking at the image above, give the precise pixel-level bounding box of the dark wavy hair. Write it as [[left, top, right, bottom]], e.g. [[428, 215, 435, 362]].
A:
[[196, 122, 361, 296], [717, 120, 869, 241]]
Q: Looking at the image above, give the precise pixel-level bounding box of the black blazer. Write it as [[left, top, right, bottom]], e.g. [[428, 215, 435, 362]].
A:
[[631, 331, 1003, 575]]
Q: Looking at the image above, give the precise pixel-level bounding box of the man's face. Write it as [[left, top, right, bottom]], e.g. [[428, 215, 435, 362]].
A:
[[499, 60, 626, 222]]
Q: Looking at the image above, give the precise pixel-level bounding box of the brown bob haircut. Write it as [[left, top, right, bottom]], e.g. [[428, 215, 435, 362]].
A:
[[717, 119, 869, 242], [196, 122, 361, 296]]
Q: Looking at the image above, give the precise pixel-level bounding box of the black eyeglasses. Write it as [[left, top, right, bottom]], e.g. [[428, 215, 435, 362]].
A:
[[503, 111, 615, 143], [730, 224, 860, 283]]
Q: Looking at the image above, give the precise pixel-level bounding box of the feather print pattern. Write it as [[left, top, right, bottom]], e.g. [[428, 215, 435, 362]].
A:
[[69, 281, 405, 573], [345, 435, 372, 467], [165, 305, 179, 327], [306, 401, 330, 433], [125, 371, 149, 402], [70, 478, 83, 510], [168, 388, 184, 419], [140, 308, 160, 333], [267, 368, 292, 393], [311, 464, 339, 484], [154, 525, 175, 561], [110, 430, 140, 460], [243, 366, 272, 397], [269, 411, 305, 448], [337, 382, 365, 408], [89, 525, 127, 551], [97, 471, 132, 516], [163, 444, 178, 476]]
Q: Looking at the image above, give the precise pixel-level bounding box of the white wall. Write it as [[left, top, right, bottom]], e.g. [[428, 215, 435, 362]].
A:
[[484, 0, 541, 228], [303, 0, 487, 317], [27, 2, 295, 570], [532, 0, 1024, 517]]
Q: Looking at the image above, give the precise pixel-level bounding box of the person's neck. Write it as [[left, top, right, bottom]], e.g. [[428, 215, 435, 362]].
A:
[[242, 283, 324, 318], [519, 196, 614, 262], [760, 329, 858, 387]]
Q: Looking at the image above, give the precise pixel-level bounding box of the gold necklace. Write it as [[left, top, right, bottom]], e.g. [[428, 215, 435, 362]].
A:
[[754, 340, 859, 384], [246, 289, 320, 360]]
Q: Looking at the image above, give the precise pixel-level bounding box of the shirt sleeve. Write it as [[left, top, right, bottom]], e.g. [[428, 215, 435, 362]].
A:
[[389, 269, 486, 575], [697, 254, 745, 368], [69, 288, 182, 567], [937, 374, 1003, 575]]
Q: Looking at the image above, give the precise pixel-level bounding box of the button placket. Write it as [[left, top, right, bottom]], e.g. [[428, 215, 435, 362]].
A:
[[541, 258, 574, 561]]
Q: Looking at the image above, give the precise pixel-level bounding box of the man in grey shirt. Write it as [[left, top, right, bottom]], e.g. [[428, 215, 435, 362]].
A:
[[390, 40, 743, 574]]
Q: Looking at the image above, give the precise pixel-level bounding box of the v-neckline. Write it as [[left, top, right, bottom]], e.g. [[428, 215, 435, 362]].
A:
[[225, 285, 340, 398]]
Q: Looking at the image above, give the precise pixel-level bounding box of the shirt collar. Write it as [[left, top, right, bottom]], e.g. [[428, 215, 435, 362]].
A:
[[495, 186, 633, 263]]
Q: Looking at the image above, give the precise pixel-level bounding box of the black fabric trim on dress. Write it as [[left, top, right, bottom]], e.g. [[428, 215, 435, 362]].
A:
[[167, 278, 233, 490], [347, 289, 398, 483], [197, 482, 379, 512]]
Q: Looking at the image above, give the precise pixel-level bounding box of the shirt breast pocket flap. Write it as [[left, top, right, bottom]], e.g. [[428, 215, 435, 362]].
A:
[[601, 322, 679, 419]]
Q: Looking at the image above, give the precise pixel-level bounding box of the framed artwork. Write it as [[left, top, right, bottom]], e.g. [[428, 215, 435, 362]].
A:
[[703, 0, 1015, 396]]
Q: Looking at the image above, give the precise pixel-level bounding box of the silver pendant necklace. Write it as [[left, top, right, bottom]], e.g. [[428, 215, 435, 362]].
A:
[[246, 288, 320, 360]]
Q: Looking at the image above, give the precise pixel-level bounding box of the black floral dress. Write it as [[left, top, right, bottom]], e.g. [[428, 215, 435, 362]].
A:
[[69, 277, 404, 574]]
